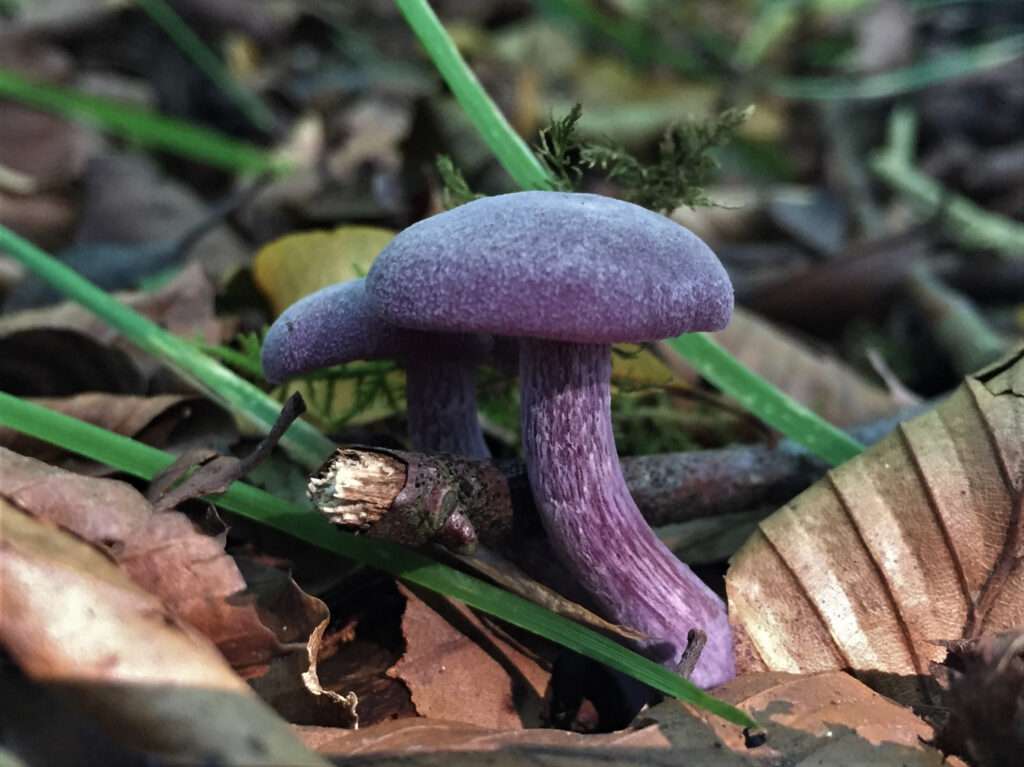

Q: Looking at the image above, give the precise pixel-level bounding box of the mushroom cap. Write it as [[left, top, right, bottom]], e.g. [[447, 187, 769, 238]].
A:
[[366, 191, 733, 344], [260, 278, 488, 383], [261, 278, 394, 383]]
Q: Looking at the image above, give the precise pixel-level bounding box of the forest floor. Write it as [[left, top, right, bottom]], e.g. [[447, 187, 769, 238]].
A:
[[1, 1, 1023, 765]]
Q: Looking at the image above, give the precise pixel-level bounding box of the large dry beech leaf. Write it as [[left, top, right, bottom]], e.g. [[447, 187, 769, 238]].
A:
[[0, 500, 327, 766], [728, 348, 1024, 696], [299, 671, 951, 766]]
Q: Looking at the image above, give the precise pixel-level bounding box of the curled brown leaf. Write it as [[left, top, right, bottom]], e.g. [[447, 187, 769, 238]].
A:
[[0, 500, 327, 766]]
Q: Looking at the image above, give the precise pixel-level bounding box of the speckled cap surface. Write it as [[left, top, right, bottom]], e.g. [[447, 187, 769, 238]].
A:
[[366, 191, 733, 344], [261, 279, 404, 383]]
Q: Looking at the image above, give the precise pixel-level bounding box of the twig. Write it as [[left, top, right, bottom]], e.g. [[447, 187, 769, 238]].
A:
[[676, 628, 707, 680], [308, 447, 515, 550], [870, 108, 1024, 259], [307, 410, 921, 552], [148, 393, 306, 511]]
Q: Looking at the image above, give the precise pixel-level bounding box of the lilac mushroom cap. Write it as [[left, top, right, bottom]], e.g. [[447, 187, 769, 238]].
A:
[[261, 278, 491, 459], [366, 191, 736, 687]]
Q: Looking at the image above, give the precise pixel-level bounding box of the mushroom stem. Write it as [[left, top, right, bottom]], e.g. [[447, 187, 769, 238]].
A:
[[404, 355, 490, 459], [519, 338, 735, 687]]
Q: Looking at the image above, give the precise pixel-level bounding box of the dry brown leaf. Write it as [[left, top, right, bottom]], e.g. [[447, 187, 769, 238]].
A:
[[0, 265, 231, 389], [0, 447, 285, 672], [122, 262, 230, 343], [0, 393, 236, 469], [727, 347, 1024, 702], [164, 0, 291, 42], [659, 307, 907, 427], [0, 500, 328, 766], [0, 40, 78, 182], [326, 100, 410, 181], [0, 448, 358, 725], [0, 102, 92, 191], [73, 152, 248, 279], [670, 187, 762, 244], [300, 671, 950, 766], [742, 231, 928, 333], [0, 328, 146, 396], [8, 0, 113, 29], [241, 558, 360, 729], [387, 584, 551, 730], [0, 188, 78, 250], [0, 263, 225, 343], [253, 575, 407, 729], [717, 308, 911, 425], [0, 39, 90, 249]]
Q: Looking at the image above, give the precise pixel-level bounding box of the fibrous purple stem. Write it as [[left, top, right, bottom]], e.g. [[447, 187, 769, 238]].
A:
[[404, 353, 490, 459], [519, 338, 735, 688]]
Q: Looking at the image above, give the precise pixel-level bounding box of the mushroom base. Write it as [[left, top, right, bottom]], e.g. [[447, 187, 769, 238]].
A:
[[519, 338, 735, 687]]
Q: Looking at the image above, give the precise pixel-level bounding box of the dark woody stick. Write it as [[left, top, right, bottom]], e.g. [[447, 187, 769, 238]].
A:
[[308, 443, 818, 553], [306, 408, 923, 553]]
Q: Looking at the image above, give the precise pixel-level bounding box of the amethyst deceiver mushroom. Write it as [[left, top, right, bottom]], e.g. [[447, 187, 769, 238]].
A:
[[366, 191, 736, 687], [261, 277, 491, 459]]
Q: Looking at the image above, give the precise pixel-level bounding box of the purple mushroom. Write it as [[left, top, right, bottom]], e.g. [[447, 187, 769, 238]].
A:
[[366, 191, 736, 687], [261, 278, 491, 459]]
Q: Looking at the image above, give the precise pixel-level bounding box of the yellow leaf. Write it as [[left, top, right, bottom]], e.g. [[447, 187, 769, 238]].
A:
[[611, 344, 676, 389], [281, 373, 405, 429], [253, 226, 395, 317], [254, 226, 401, 427]]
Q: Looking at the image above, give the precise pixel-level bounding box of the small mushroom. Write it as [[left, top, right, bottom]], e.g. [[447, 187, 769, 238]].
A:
[[261, 278, 490, 458], [367, 191, 735, 687]]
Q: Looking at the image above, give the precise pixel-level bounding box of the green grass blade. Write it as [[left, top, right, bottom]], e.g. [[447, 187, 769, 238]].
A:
[[0, 391, 760, 733], [394, 0, 551, 190], [0, 68, 284, 174], [669, 334, 864, 466], [0, 224, 332, 469], [135, 0, 276, 133], [395, 0, 861, 466], [771, 33, 1024, 100]]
